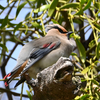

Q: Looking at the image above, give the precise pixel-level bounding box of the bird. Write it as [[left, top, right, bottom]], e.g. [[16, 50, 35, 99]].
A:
[[3, 24, 76, 87]]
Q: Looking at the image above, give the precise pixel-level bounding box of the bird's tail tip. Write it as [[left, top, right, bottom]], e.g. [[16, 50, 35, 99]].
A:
[[3, 73, 11, 80], [5, 82, 8, 87], [3, 72, 12, 87]]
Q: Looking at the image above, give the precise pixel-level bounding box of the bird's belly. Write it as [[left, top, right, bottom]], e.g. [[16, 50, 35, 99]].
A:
[[28, 49, 69, 78]]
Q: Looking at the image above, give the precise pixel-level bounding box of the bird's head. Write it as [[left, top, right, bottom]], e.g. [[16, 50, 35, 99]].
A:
[[46, 24, 73, 39]]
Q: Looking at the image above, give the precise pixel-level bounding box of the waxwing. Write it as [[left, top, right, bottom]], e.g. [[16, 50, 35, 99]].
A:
[[4, 24, 76, 87]]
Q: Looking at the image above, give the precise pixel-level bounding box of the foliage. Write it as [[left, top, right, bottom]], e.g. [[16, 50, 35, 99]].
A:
[[0, 0, 100, 100]]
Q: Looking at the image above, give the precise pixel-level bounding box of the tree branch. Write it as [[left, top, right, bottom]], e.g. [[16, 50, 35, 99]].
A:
[[26, 57, 81, 100]]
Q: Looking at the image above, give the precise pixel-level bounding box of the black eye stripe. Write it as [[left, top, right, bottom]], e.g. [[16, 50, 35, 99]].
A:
[[52, 26, 67, 33]]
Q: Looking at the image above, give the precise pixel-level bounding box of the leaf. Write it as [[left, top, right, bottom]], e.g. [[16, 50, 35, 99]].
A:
[[93, 22, 100, 31], [88, 40, 95, 48], [25, 12, 30, 19], [26, 90, 32, 100], [51, 19, 59, 24], [71, 52, 79, 62], [0, 44, 9, 52], [91, 79, 99, 86], [94, 2, 100, 9], [0, 18, 13, 24], [75, 5, 83, 15], [0, 15, 8, 29], [60, 3, 79, 9], [14, 36, 22, 43], [37, 0, 42, 8], [76, 39, 86, 63], [83, 0, 91, 11], [0, 5, 5, 10], [81, 67, 89, 74], [24, 24, 28, 34], [73, 18, 82, 24], [79, 94, 90, 99], [96, 42, 100, 59], [16, 2, 27, 18], [80, 0, 86, 5], [48, 0, 59, 16], [31, 22, 42, 29], [8, 21, 16, 27], [29, 0, 37, 1], [7, 37, 16, 43], [14, 22, 22, 33], [34, 4, 50, 13]]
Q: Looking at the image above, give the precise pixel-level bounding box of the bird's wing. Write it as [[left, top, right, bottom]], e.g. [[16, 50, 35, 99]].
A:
[[16, 36, 60, 66], [11, 36, 60, 74], [4, 36, 61, 86], [20, 41, 61, 76]]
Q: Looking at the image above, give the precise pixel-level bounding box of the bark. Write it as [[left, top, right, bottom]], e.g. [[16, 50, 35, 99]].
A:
[[26, 57, 81, 100]]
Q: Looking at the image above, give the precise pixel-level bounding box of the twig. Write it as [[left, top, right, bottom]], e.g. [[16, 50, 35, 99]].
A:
[[1, 1, 17, 100], [20, 32, 34, 41], [20, 83, 24, 100], [0, 54, 17, 61], [7, 1, 16, 16], [0, 42, 19, 68], [0, 88, 28, 97]]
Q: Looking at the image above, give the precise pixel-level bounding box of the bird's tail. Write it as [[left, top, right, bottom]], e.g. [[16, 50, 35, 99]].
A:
[[3, 60, 28, 87], [3, 71, 17, 87]]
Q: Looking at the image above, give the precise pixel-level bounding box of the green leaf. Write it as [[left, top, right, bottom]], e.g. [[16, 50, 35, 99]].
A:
[[75, 5, 83, 15], [8, 21, 16, 27], [76, 39, 86, 63], [25, 12, 30, 19], [51, 19, 59, 24], [34, 4, 50, 13], [88, 40, 95, 48], [91, 79, 99, 86], [26, 90, 32, 100], [81, 67, 89, 74], [14, 36, 22, 43], [71, 52, 79, 62], [80, 0, 87, 5], [37, 0, 42, 8], [93, 22, 100, 31], [0, 44, 9, 52], [0, 18, 13, 24], [94, 2, 100, 9], [24, 24, 28, 34], [96, 42, 100, 59], [0, 5, 5, 10], [60, 3, 79, 9], [31, 22, 42, 29], [48, 0, 59, 16], [73, 18, 82, 24], [14, 22, 22, 33], [83, 0, 91, 11], [0, 15, 8, 29], [79, 94, 90, 99], [16, 2, 27, 18], [7, 37, 16, 43], [29, 0, 37, 1]]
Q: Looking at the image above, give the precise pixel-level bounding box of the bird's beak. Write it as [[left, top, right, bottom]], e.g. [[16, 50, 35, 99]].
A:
[[67, 31, 73, 40]]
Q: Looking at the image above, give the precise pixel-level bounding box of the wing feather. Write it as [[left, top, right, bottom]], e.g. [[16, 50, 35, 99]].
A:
[[20, 41, 61, 76]]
